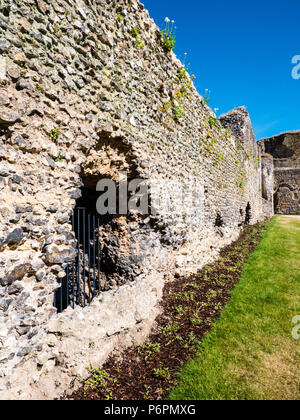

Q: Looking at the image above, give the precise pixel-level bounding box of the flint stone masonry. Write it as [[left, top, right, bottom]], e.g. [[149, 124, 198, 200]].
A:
[[0, 0, 270, 399], [259, 132, 300, 214]]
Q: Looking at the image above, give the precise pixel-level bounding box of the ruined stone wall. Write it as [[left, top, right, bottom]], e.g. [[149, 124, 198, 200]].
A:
[[259, 132, 300, 214], [261, 154, 274, 217], [0, 0, 265, 399]]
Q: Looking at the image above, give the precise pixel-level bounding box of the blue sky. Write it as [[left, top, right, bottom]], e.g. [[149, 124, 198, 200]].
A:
[[142, 0, 300, 139]]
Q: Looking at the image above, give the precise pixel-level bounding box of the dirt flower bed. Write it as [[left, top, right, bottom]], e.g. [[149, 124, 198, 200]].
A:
[[64, 220, 270, 400]]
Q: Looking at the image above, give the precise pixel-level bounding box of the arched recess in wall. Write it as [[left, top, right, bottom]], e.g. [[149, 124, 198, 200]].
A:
[[54, 132, 142, 312], [80, 132, 141, 287], [274, 183, 297, 214]]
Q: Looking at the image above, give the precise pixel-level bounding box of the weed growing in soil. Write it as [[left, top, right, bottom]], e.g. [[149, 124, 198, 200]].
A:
[[138, 341, 161, 361], [84, 365, 110, 390], [153, 367, 171, 381]]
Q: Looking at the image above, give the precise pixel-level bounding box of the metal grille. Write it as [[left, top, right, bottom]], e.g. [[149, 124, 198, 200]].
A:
[[54, 207, 101, 313]]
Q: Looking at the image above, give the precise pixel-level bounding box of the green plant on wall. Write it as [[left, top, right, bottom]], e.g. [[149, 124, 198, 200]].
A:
[[200, 135, 217, 157], [49, 126, 61, 141], [161, 18, 176, 52], [208, 116, 219, 128], [235, 139, 243, 152], [213, 150, 224, 167], [117, 11, 124, 22], [225, 128, 231, 139], [130, 27, 144, 48], [35, 83, 44, 94], [65, 10, 75, 22], [161, 59, 196, 123], [55, 152, 64, 162], [177, 53, 190, 81], [130, 27, 140, 38], [53, 22, 62, 37], [177, 65, 187, 81], [238, 181, 246, 193], [173, 104, 185, 121], [203, 89, 210, 105], [236, 164, 249, 194]]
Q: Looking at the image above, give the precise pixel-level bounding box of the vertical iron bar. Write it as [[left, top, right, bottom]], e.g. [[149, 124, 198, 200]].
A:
[[72, 212, 75, 309], [60, 279, 62, 313], [54, 283, 57, 310], [97, 216, 100, 294], [83, 208, 86, 307], [66, 266, 69, 309], [72, 262, 75, 309], [88, 213, 91, 304], [77, 208, 81, 306], [93, 214, 96, 298]]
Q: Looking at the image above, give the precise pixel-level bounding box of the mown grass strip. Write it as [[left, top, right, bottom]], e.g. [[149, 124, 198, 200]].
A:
[[169, 216, 300, 400]]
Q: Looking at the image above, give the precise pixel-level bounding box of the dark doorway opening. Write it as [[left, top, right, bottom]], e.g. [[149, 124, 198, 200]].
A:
[[244, 202, 252, 225], [54, 188, 101, 313], [214, 213, 224, 228]]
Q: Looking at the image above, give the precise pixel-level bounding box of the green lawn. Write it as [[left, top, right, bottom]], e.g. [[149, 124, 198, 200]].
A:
[[169, 216, 300, 400]]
